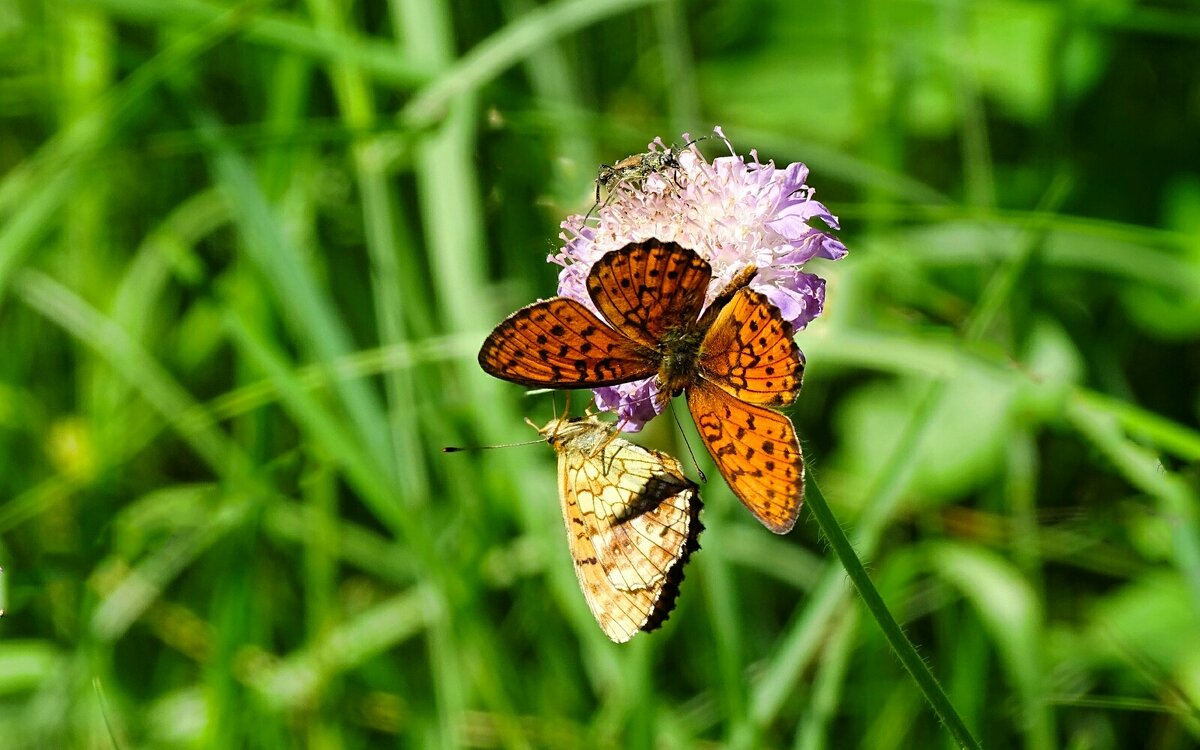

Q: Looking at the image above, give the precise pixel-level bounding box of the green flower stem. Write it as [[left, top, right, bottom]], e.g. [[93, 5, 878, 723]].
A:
[[802, 471, 983, 750]]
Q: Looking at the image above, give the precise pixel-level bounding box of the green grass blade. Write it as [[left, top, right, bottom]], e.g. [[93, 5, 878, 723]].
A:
[[802, 476, 983, 750]]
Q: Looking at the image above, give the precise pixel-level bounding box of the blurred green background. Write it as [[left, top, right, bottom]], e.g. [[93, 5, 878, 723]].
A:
[[2, 0, 1200, 747]]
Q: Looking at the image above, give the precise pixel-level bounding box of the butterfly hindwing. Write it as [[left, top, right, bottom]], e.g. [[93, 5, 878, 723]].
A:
[[686, 382, 803, 534], [585, 240, 712, 348], [543, 416, 702, 642], [587, 447, 694, 593], [698, 288, 803, 407], [479, 298, 656, 388]]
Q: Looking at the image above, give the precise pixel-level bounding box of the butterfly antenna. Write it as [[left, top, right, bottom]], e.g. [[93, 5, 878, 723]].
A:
[[549, 391, 571, 421], [548, 392, 572, 441], [668, 401, 707, 483], [443, 438, 543, 453], [448, 393, 571, 452]]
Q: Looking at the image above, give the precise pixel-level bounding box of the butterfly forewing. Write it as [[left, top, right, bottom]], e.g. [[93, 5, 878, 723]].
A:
[[585, 241, 712, 347], [479, 298, 656, 388], [698, 288, 803, 406], [541, 416, 702, 641], [686, 382, 803, 534]]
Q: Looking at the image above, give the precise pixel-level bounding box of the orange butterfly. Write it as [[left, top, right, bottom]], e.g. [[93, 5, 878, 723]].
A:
[[533, 414, 701, 642], [480, 239, 805, 533]]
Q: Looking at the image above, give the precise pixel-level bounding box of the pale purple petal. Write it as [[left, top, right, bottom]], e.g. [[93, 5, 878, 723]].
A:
[[814, 233, 848, 261], [776, 232, 848, 266], [775, 161, 811, 196], [593, 379, 664, 431], [755, 272, 826, 331], [770, 198, 838, 230], [554, 265, 584, 304]]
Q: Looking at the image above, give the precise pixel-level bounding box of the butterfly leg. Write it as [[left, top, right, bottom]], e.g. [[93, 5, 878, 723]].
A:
[[596, 419, 626, 460]]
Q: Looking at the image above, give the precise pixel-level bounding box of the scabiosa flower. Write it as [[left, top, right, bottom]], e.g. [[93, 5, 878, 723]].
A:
[[551, 126, 847, 430]]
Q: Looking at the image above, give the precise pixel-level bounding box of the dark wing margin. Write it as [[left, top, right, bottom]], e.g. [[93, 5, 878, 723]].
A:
[[586, 240, 712, 347], [634, 448, 703, 634], [479, 297, 656, 388]]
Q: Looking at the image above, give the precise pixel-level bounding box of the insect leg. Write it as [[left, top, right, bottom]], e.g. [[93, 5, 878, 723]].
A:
[[582, 164, 613, 224]]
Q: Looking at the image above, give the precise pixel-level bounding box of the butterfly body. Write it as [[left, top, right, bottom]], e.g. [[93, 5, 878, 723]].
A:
[[482, 240, 805, 533], [655, 324, 707, 397], [532, 415, 702, 642]]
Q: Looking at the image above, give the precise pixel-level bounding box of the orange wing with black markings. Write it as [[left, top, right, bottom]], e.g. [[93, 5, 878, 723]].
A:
[[478, 297, 656, 388], [585, 241, 711, 347], [698, 288, 803, 407], [687, 381, 803, 534]]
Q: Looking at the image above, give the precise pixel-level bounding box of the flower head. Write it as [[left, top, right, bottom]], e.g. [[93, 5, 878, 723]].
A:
[[552, 127, 846, 430]]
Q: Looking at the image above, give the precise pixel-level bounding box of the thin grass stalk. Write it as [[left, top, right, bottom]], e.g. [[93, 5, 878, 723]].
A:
[[802, 475, 983, 750]]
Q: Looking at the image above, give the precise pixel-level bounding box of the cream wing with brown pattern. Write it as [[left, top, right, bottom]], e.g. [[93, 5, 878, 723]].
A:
[[533, 415, 702, 642]]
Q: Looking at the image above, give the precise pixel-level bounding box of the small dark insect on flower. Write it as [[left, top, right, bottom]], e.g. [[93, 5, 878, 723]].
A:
[[583, 137, 709, 224]]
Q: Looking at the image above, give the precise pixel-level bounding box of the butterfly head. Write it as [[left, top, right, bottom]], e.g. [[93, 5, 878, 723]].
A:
[[530, 415, 602, 450]]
